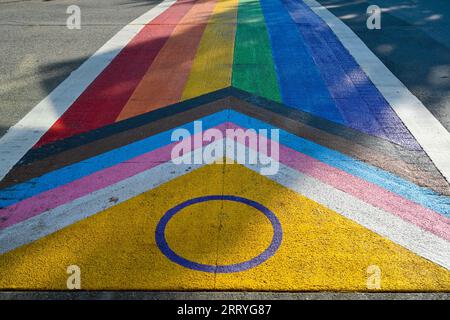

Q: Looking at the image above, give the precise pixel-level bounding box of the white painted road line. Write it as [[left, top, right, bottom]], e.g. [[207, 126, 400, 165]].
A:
[[304, 0, 450, 184], [254, 162, 450, 271], [0, 0, 176, 182]]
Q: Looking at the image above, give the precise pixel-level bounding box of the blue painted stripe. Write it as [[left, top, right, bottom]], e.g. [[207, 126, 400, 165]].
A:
[[259, 0, 345, 124], [0, 112, 227, 208], [227, 110, 450, 217], [283, 0, 420, 150], [1, 110, 448, 217], [282, 0, 383, 137]]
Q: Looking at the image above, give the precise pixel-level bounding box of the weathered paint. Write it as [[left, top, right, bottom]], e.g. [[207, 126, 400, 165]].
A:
[[0, 164, 449, 291]]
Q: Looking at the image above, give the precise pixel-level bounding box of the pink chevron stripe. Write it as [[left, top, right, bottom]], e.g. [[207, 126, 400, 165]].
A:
[[1, 122, 448, 243], [0, 123, 228, 230], [274, 136, 450, 242]]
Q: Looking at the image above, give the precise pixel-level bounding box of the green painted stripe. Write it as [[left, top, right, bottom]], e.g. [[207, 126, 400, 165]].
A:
[[232, 0, 281, 102]]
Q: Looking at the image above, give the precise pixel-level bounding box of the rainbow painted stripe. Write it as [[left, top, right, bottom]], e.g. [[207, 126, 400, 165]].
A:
[[36, 0, 418, 150], [1, 0, 449, 291]]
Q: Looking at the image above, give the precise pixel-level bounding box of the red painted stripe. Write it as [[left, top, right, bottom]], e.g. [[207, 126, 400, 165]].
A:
[[116, 0, 217, 121], [35, 0, 196, 148]]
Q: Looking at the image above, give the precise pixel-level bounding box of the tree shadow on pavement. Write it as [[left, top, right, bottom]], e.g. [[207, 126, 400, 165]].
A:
[[316, 0, 450, 131]]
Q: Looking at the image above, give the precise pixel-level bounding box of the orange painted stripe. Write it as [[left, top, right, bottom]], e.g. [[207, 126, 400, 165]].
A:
[[116, 0, 217, 121]]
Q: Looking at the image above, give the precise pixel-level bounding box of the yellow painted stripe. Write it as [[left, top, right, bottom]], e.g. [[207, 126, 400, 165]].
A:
[[1, 164, 449, 291], [181, 0, 238, 100]]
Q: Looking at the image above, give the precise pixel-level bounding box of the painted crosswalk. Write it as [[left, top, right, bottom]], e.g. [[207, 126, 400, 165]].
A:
[[0, 0, 449, 291]]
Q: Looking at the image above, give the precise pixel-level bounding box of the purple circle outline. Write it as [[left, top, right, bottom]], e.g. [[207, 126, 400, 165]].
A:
[[155, 195, 282, 273]]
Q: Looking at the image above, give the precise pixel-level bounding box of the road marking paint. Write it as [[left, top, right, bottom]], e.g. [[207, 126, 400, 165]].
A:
[[36, 0, 196, 147], [283, 0, 381, 135], [3, 89, 447, 195], [227, 111, 450, 216], [0, 0, 435, 170], [2, 122, 448, 243], [0, 0, 177, 182], [232, 0, 281, 101], [260, 0, 345, 123], [181, 0, 238, 100], [116, 0, 217, 121], [303, 0, 450, 182], [0, 164, 449, 290], [1, 136, 449, 271], [0, 151, 202, 256], [1, 111, 448, 217], [282, 0, 421, 150], [156, 195, 283, 273], [0, 123, 228, 229]]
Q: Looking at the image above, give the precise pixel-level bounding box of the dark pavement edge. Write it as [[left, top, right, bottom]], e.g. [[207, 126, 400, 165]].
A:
[[0, 291, 449, 300]]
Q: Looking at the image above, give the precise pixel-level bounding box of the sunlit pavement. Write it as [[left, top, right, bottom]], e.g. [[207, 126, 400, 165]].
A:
[[0, 0, 449, 295]]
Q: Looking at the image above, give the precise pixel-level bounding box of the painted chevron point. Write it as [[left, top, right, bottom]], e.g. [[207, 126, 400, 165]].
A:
[[0, 0, 449, 292], [0, 88, 449, 291]]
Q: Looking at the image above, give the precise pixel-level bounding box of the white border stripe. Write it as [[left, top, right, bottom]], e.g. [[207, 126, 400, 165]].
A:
[[248, 162, 450, 270], [0, 152, 203, 255], [0, 0, 176, 182], [304, 0, 450, 183], [1, 142, 449, 270]]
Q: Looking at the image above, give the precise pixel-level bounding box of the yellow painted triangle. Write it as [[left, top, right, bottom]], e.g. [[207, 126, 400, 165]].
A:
[[1, 164, 449, 291]]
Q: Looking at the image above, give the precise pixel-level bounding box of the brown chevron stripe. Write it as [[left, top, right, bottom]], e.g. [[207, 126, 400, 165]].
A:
[[1, 92, 448, 195]]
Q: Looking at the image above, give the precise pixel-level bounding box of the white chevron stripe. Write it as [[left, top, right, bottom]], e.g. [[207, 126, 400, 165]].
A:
[[0, 139, 449, 271]]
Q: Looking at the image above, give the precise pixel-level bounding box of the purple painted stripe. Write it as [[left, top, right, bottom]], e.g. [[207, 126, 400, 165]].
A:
[[282, 0, 421, 150]]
